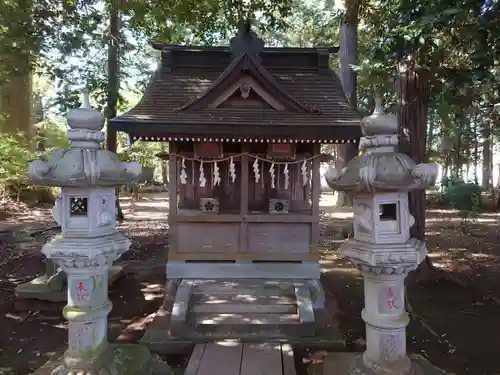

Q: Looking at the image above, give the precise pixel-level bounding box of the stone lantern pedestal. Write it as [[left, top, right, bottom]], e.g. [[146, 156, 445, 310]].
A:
[[30, 91, 171, 375], [325, 98, 446, 375]]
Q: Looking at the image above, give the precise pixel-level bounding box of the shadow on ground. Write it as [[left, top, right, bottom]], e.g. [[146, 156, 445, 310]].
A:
[[2, 195, 500, 375]]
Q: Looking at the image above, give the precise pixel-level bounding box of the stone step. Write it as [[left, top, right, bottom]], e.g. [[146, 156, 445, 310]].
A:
[[143, 321, 345, 354], [191, 279, 297, 296], [191, 293, 297, 314], [192, 312, 301, 326], [191, 303, 297, 314], [182, 312, 312, 338]]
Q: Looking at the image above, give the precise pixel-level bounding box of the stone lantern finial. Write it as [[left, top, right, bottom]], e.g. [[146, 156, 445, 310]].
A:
[[66, 89, 105, 132], [81, 88, 91, 109], [360, 95, 397, 137]]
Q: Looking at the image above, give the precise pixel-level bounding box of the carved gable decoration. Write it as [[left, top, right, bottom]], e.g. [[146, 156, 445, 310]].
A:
[[209, 75, 286, 110]]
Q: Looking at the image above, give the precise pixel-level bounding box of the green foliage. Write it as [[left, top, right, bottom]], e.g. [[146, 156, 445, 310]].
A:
[[0, 132, 34, 193], [0, 120, 69, 197], [441, 177, 481, 229], [37, 120, 70, 151], [116, 132, 162, 170]]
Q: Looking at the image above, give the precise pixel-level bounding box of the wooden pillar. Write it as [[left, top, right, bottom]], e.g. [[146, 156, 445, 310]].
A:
[[311, 144, 321, 252], [168, 142, 178, 254], [239, 144, 249, 253]]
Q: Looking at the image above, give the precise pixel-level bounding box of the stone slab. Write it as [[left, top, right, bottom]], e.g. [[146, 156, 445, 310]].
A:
[[34, 343, 174, 375], [142, 305, 344, 354], [15, 265, 124, 302], [313, 352, 449, 375]]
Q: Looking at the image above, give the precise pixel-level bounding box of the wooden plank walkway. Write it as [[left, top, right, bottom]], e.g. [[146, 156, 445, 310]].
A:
[[184, 342, 296, 375]]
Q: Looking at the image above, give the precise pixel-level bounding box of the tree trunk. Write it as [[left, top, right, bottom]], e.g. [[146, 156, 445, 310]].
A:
[[396, 61, 427, 241], [473, 111, 479, 184], [481, 111, 491, 189], [396, 59, 440, 284], [337, 16, 359, 206], [455, 126, 462, 178], [0, 59, 34, 138], [160, 145, 169, 185], [105, 1, 123, 221], [426, 109, 435, 160]]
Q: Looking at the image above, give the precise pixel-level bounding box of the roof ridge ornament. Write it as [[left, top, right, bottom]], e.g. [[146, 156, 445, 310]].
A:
[[229, 20, 264, 62]]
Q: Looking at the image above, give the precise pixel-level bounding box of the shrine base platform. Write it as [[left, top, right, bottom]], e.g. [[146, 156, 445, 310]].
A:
[[140, 279, 345, 354]]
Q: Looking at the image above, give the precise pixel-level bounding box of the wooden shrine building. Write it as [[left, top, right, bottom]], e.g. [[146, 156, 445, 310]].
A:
[[110, 24, 361, 340]]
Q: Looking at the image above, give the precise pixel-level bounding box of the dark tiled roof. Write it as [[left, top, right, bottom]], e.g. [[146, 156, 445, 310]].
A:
[[178, 52, 314, 113], [110, 47, 362, 141]]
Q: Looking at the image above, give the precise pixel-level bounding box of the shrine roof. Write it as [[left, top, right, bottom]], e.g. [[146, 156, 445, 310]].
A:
[[110, 27, 362, 143]]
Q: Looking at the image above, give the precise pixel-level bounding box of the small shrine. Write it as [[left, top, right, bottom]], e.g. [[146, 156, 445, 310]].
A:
[[110, 23, 361, 340], [325, 97, 443, 374], [29, 92, 170, 375]]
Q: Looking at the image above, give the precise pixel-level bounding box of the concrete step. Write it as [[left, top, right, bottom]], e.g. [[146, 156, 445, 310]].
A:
[[191, 279, 297, 296], [192, 313, 300, 326], [186, 312, 312, 337], [191, 293, 297, 314]]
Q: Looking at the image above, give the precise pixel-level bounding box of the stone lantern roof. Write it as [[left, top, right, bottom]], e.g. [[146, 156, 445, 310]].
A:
[[325, 97, 438, 193], [28, 90, 141, 187]]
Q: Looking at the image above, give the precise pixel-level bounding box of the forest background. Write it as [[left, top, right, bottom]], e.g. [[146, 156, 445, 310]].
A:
[[0, 0, 499, 226]]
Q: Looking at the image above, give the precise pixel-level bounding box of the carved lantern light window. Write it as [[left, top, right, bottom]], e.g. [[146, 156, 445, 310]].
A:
[[353, 192, 414, 245], [55, 188, 117, 237]]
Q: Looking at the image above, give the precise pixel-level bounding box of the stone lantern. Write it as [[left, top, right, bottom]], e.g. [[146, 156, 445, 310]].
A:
[[29, 91, 162, 375], [325, 97, 439, 375]]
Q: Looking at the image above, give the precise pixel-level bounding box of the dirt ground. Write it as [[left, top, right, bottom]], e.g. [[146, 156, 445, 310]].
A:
[[1, 193, 500, 375]]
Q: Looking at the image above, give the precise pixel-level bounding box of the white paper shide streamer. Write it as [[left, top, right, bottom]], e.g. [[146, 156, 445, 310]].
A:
[[180, 158, 188, 184], [229, 157, 237, 182], [269, 162, 275, 188], [301, 159, 308, 186], [199, 161, 207, 187], [284, 163, 290, 189], [253, 158, 260, 183], [213, 161, 221, 186]]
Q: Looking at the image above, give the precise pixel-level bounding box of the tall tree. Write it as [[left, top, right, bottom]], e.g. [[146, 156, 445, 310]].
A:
[[336, 0, 365, 205]]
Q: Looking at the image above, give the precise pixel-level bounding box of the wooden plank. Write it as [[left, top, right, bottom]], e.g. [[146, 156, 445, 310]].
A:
[[171, 279, 194, 326], [184, 344, 206, 375], [166, 261, 321, 280], [172, 213, 319, 223], [196, 343, 243, 375], [193, 313, 300, 325], [240, 343, 283, 375], [167, 251, 319, 261], [294, 282, 315, 324], [281, 344, 297, 375]]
